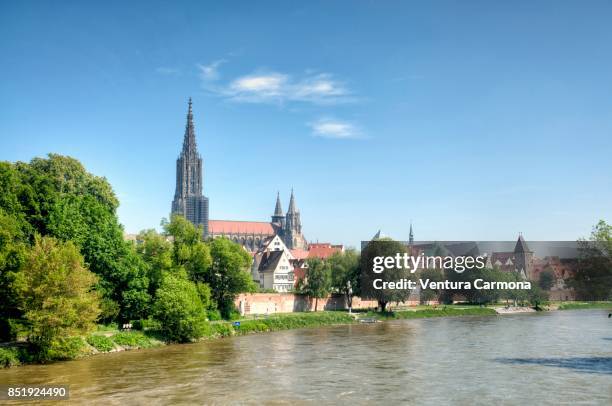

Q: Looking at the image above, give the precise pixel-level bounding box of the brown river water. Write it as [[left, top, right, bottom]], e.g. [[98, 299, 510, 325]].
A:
[[0, 309, 611, 405]]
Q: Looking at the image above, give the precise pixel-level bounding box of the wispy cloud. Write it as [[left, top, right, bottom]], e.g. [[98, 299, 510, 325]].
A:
[[228, 72, 351, 104], [309, 118, 363, 139], [199, 62, 353, 105], [155, 67, 180, 75], [197, 59, 226, 81]]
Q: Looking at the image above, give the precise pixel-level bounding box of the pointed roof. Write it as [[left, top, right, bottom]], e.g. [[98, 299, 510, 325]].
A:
[[514, 234, 531, 253], [409, 222, 414, 244], [182, 97, 198, 156], [274, 191, 283, 217], [372, 230, 386, 240], [287, 188, 297, 214]]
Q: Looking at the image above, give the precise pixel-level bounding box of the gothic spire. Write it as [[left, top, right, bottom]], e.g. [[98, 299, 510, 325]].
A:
[[409, 222, 414, 245], [182, 97, 197, 156], [274, 191, 283, 217], [287, 188, 297, 214], [514, 234, 531, 253]]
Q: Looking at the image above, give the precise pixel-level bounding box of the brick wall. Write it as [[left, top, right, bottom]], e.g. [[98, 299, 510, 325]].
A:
[[234, 293, 382, 315]]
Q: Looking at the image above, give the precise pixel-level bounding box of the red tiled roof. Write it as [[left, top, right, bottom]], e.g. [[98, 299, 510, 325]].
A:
[[209, 220, 275, 235], [308, 243, 343, 259], [290, 249, 310, 260]]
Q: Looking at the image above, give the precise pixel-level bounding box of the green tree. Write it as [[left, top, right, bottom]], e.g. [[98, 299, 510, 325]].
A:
[[163, 215, 212, 283], [360, 239, 414, 311], [134, 229, 174, 294], [328, 249, 360, 309], [538, 268, 555, 291], [152, 273, 209, 342], [570, 220, 612, 300], [14, 236, 100, 361], [0, 155, 151, 323], [0, 208, 27, 340], [303, 258, 332, 311], [418, 268, 444, 303], [207, 238, 256, 318]]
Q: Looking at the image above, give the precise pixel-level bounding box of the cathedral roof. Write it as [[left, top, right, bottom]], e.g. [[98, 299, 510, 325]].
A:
[[209, 220, 275, 235]]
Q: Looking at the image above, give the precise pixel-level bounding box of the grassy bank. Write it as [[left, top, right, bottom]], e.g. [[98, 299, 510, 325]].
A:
[[366, 307, 497, 321], [207, 311, 356, 338], [0, 306, 502, 368], [557, 301, 612, 310]]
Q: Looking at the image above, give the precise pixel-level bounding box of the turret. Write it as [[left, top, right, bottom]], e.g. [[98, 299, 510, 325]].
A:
[[271, 191, 285, 227]]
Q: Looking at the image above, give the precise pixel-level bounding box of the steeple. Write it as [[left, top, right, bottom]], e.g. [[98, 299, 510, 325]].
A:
[[171, 97, 209, 236], [274, 191, 283, 216], [182, 97, 198, 157], [514, 234, 531, 253], [283, 188, 306, 250], [271, 191, 285, 227], [287, 188, 297, 214], [409, 222, 414, 245]]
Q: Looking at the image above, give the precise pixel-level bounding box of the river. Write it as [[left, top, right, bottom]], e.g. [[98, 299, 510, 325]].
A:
[[1, 309, 611, 405]]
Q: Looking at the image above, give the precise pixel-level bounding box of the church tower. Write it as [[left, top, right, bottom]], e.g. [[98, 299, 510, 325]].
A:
[[171, 98, 209, 236], [283, 189, 307, 250], [271, 191, 285, 229], [514, 234, 533, 279]]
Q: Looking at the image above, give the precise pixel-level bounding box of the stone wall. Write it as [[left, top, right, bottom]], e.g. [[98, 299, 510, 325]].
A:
[[234, 293, 380, 315]]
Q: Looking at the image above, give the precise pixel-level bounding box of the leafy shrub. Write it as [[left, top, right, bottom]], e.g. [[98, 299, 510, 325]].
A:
[[210, 323, 233, 337], [207, 309, 222, 321], [152, 274, 209, 342], [111, 332, 153, 348], [87, 335, 115, 352], [45, 337, 85, 361], [0, 347, 21, 367]]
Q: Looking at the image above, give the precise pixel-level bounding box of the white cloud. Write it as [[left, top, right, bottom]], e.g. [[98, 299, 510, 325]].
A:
[[203, 67, 352, 104], [197, 59, 226, 81], [310, 118, 362, 139], [229, 73, 288, 98]]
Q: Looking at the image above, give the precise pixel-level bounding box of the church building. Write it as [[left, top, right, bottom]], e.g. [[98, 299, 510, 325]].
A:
[[171, 98, 209, 236], [171, 99, 307, 251]]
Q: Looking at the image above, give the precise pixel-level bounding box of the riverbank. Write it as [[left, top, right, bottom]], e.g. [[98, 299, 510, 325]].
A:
[[2, 302, 610, 368], [555, 301, 612, 310]]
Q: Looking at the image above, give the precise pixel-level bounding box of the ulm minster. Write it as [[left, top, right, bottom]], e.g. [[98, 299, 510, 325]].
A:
[[170, 98, 308, 253], [163, 98, 580, 299]]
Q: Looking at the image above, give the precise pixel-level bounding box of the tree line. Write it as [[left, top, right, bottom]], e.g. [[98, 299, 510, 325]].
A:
[[0, 154, 609, 361], [0, 154, 255, 361], [302, 227, 611, 311]]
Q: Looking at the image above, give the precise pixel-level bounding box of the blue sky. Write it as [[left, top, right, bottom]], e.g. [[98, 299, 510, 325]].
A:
[[1, 1, 611, 248]]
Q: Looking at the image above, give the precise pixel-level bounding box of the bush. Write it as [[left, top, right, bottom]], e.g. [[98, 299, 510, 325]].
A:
[[152, 274, 209, 342], [111, 332, 153, 348], [0, 347, 21, 368], [44, 337, 86, 361], [207, 310, 222, 321], [14, 236, 100, 362], [210, 323, 233, 337], [87, 335, 115, 352]]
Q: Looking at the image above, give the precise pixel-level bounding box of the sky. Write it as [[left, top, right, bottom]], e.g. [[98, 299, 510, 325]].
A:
[[1, 0, 611, 248]]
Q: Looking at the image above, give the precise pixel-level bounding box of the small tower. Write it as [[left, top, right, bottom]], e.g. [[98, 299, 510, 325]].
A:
[[271, 191, 285, 228], [283, 189, 307, 250], [409, 222, 414, 246], [514, 234, 533, 279]]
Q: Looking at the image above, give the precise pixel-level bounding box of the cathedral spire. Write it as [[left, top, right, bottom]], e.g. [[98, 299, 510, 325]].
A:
[[287, 188, 297, 214], [409, 222, 414, 245], [274, 191, 283, 216], [182, 97, 197, 156]]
